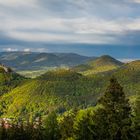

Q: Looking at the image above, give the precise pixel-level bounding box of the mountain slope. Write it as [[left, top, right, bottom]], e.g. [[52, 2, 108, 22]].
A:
[[90, 60, 140, 97], [0, 60, 140, 119], [113, 60, 140, 84], [88, 55, 123, 66], [0, 69, 100, 118], [0, 52, 94, 71], [0, 64, 26, 95], [73, 55, 123, 75]]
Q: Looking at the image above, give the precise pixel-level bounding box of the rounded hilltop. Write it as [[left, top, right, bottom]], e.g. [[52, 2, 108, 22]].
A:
[[38, 69, 83, 81], [88, 55, 123, 67]]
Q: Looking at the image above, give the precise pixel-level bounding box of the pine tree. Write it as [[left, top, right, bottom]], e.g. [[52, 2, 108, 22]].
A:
[[97, 77, 132, 140], [73, 77, 133, 140]]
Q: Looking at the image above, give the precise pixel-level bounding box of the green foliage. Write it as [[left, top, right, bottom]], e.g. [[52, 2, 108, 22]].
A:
[[0, 70, 103, 118], [73, 107, 98, 140], [132, 95, 140, 139], [0, 60, 139, 140], [0, 77, 139, 140], [72, 78, 135, 140], [96, 77, 132, 140], [44, 112, 60, 140], [0, 66, 26, 96], [0, 60, 140, 119], [58, 109, 77, 140]]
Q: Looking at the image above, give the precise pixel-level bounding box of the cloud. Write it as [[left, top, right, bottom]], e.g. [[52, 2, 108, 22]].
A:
[[118, 58, 139, 62], [0, 0, 140, 45], [130, 0, 140, 3], [23, 48, 48, 52], [23, 48, 31, 52], [0, 17, 139, 44], [3, 47, 18, 52], [36, 48, 48, 52]]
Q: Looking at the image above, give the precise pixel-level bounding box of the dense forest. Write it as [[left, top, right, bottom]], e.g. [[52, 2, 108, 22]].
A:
[[0, 77, 139, 140], [0, 56, 139, 139]]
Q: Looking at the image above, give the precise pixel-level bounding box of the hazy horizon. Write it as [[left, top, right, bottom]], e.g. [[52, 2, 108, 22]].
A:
[[0, 44, 140, 59]]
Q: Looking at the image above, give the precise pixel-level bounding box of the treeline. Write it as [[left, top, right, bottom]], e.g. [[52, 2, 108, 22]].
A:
[[0, 77, 139, 140]]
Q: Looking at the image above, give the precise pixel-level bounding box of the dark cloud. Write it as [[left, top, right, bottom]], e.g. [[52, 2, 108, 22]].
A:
[[0, 32, 21, 45], [117, 30, 140, 45]]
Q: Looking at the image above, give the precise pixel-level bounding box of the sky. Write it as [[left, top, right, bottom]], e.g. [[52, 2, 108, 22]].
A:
[[0, 0, 140, 58]]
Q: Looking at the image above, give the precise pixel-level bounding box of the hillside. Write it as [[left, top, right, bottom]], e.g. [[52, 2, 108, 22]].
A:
[[0, 60, 140, 119], [113, 60, 140, 84], [73, 55, 123, 75], [0, 52, 94, 71], [0, 64, 26, 95], [0, 69, 100, 118], [90, 60, 140, 97], [88, 55, 123, 66]]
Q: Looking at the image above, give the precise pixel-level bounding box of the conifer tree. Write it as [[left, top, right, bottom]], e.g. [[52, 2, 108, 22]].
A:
[[97, 77, 132, 140], [73, 77, 133, 140]]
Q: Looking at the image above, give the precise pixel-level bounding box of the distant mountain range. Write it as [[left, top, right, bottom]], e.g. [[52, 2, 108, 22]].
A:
[[0, 52, 95, 71]]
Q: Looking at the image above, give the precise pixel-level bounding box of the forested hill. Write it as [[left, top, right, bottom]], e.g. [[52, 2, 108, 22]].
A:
[[72, 55, 124, 74], [0, 59, 139, 118]]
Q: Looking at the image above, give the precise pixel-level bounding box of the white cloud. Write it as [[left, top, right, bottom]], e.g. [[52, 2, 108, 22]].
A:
[[0, 18, 73, 35], [23, 48, 31, 52], [118, 58, 139, 63], [0, 0, 140, 44], [1, 17, 139, 44], [126, 19, 140, 30], [73, 18, 123, 34], [3, 47, 18, 52]]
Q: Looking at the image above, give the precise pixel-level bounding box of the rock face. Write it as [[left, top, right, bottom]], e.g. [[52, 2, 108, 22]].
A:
[[0, 64, 13, 73]]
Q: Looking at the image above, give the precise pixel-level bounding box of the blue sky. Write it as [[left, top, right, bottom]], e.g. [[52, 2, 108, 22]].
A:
[[0, 0, 140, 58]]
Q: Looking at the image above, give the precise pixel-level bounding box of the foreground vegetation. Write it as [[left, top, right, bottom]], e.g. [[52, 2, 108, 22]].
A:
[[0, 77, 139, 140]]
